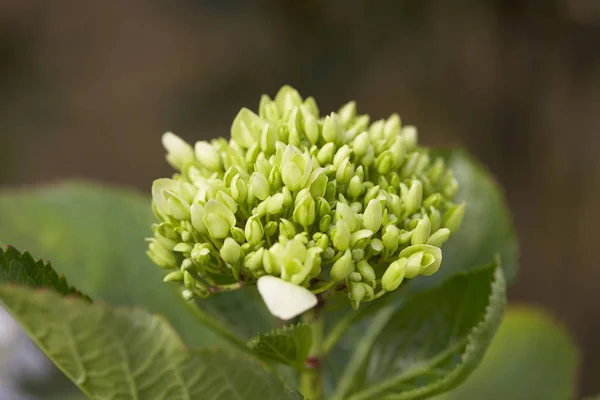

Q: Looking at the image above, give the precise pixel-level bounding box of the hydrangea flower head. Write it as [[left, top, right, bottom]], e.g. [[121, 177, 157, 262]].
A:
[[148, 86, 464, 313]]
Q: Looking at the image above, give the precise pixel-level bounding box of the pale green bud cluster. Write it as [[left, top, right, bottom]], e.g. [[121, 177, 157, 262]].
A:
[[148, 86, 464, 308]]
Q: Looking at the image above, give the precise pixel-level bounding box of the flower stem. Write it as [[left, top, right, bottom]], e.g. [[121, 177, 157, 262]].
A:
[[300, 306, 324, 400]]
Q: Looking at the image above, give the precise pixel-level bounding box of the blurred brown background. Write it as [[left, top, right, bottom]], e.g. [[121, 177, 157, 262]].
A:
[[0, 0, 598, 396]]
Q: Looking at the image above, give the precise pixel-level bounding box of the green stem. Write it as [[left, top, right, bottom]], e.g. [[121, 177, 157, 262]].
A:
[[300, 307, 324, 400]]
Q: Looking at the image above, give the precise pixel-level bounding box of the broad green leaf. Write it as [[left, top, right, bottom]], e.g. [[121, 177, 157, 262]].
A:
[[0, 183, 276, 345], [433, 307, 579, 400], [0, 284, 303, 400], [328, 261, 506, 400], [248, 324, 312, 369], [0, 245, 89, 300], [436, 149, 518, 284]]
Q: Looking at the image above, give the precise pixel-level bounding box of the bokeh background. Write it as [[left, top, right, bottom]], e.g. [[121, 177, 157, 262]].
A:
[[0, 0, 599, 396]]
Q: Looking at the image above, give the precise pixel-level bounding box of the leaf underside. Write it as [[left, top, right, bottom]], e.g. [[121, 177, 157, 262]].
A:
[[0, 284, 303, 400]]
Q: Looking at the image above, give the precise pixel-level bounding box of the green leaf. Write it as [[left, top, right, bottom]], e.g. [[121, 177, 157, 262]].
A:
[[0, 283, 303, 400], [437, 149, 518, 284], [0, 245, 89, 300], [0, 183, 226, 347], [433, 307, 579, 400], [328, 261, 506, 400], [248, 324, 312, 369]]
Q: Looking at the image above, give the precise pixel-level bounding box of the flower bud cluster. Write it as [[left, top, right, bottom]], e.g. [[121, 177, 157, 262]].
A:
[[148, 86, 464, 308]]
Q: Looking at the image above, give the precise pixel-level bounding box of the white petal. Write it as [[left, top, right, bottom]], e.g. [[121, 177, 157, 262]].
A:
[[257, 276, 318, 320]]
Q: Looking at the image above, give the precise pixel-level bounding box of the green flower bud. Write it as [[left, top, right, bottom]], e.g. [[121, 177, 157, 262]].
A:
[[336, 157, 355, 183], [352, 248, 365, 261], [163, 190, 190, 220], [260, 123, 277, 154], [382, 258, 407, 292], [245, 215, 264, 246], [147, 238, 177, 269], [405, 180, 423, 214], [428, 158, 445, 186], [348, 175, 364, 198], [348, 281, 366, 309], [173, 242, 193, 254], [356, 260, 376, 288], [349, 272, 362, 282], [333, 145, 353, 167], [443, 173, 459, 198], [411, 214, 431, 245], [303, 113, 320, 144], [423, 193, 443, 209], [348, 115, 369, 137], [279, 218, 297, 239], [203, 200, 236, 239], [162, 132, 195, 170], [370, 238, 384, 254], [250, 172, 270, 201], [264, 221, 278, 237], [399, 244, 442, 277], [332, 220, 351, 251], [244, 248, 265, 273], [363, 199, 383, 233], [338, 101, 356, 127], [189, 204, 207, 235], [183, 270, 196, 290], [402, 126, 418, 151], [331, 249, 354, 281], [281, 147, 312, 192], [427, 228, 451, 247], [231, 108, 263, 148], [316, 142, 335, 165], [220, 237, 241, 265], [335, 202, 359, 232], [351, 229, 373, 249], [182, 289, 194, 301], [259, 95, 279, 121], [275, 85, 303, 113], [428, 206, 442, 232], [195, 140, 221, 171], [215, 191, 237, 214], [163, 270, 183, 282], [230, 227, 245, 244], [322, 113, 342, 143], [293, 189, 316, 228], [308, 169, 328, 199], [443, 203, 466, 233], [263, 245, 282, 275], [363, 185, 380, 206], [263, 193, 283, 215], [376, 150, 395, 175], [230, 176, 248, 204], [319, 215, 332, 233]]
